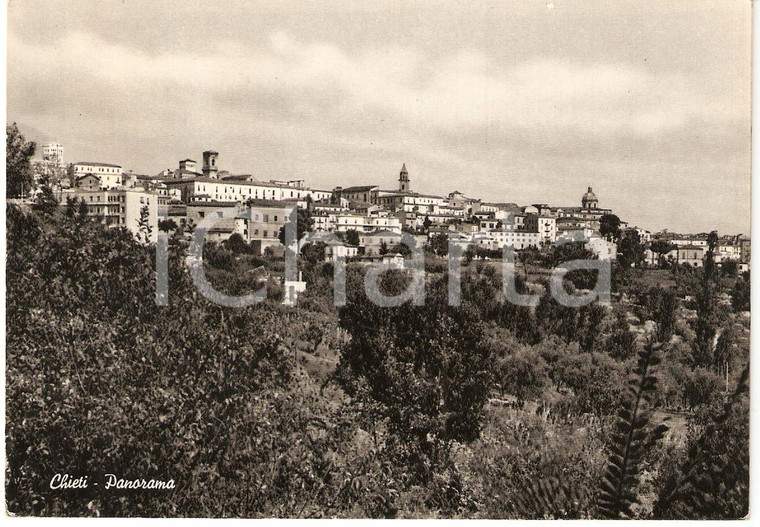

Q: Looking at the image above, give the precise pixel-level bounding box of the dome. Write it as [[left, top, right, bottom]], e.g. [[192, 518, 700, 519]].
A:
[[583, 186, 598, 202]]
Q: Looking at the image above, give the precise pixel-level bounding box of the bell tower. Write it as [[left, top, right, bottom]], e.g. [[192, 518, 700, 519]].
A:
[[202, 150, 219, 179], [398, 163, 410, 192]]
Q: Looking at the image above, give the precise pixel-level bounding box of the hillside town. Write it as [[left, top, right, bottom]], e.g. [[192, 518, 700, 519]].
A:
[[27, 142, 751, 274]]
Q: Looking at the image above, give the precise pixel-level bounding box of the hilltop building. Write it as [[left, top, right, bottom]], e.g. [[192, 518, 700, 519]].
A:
[[73, 162, 123, 189], [41, 142, 65, 167]]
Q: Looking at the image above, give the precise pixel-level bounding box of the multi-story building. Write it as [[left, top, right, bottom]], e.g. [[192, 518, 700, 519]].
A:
[[549, 187, 613, 234], [311, 211, 401, 234], [524, 214, 557, 244], [337, 185, 381, 205], [62, 188, 158, 243], [182, 199, 291, 253], [622, 226, 651, 243], [446, 190, 483, 216], [739, 236, 751, 265], [325, 244, 359, 263], [74, 174, 102, 191], [163, 177, 330, 204], [671, 245, 706, 267], [333, 213, 402, 233], [42, 142, 65, 167], [246, 199, 291, 253], [376, 190, 447, 214], [73, 162, 123, 189], [482, 229, 541, 250], [359, 230, 403, 255]]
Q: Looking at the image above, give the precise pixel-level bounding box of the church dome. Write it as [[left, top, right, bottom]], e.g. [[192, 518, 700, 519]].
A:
[[582, 186, 598, 209]]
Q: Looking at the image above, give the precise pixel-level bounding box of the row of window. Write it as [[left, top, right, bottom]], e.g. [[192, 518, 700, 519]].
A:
[[194, 211, 279, 223], [197, 184, 303, 199], [77, 166, 120, 173]]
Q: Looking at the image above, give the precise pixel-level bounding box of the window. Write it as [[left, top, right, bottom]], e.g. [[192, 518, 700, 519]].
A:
[[263, 231, 268, 238]]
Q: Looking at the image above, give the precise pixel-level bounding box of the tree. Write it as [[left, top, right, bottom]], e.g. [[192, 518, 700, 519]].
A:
[[552, 351, 626, 416], [33, 172, 58, 215], [344, 229, 360, 247], [653, 289, 679, 343], [300, 241, 327, 265], [549, 242, 598, 290], [518, 245, 541, 280], [617, 231, 645, 269], [158, 218, 178, 233], [422, 215, 432, 233], [713, 327, 736, 389], [682, 368, 722, 410], [599, 214, 622, 242], [224, 232, 249, 254], [605, 314, 638, 361], [693, 231, 719, 368], [496, 351, 547, 404], [390, 242, 412, 258], [65, 197, 78, 218], [278, 207, 314, 245], [137, 205, 153, 243], [650, 240, 675, 268], [379, 240, 389, 255], [6, 123, 36, 198], [428, 233, 448, 257], [730, 272, 750, 312], [720, 260, 738, 277], [654, 367, 748, 519], [579, 303, 607, 353], [6, 204, 379, 517], [337, 273, 494, 466], [77, 199, 89, 219]]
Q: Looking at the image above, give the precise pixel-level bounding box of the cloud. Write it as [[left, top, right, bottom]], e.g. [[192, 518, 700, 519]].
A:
[[9, 30, 730, 138], [7, 26, 750, 234]]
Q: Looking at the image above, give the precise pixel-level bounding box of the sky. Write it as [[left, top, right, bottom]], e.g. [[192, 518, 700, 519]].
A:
[[7, 0, 751, 234]]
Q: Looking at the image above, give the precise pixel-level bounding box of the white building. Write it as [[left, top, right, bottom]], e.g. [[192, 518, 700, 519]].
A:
[[163, 177, 331, 204], [524, 214, 558, 244], [73, 162, 123, 189], [325, 244, 359, 262], [42, 143, 65, 166], [61, 187, 158, 243], [586, 237, 617, 260], [313, 212, 402, 234]]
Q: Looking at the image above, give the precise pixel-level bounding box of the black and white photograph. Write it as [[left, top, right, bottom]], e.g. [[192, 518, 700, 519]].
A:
[[3, 0, 753, 519]]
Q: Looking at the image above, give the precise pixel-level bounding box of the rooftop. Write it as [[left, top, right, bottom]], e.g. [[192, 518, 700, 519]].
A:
[[340, 185, 380, 193], [74, 161, 122, 168]]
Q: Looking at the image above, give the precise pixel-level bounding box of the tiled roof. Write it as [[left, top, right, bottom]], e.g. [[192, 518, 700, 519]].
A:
[[187, 200, 237, 208], [221, 174, 255, 181], [362, 229, 402, 237], [341, 185, 379, 193]]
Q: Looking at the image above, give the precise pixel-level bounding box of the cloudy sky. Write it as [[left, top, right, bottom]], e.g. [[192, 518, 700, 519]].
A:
[[8, 0, 751, 234]]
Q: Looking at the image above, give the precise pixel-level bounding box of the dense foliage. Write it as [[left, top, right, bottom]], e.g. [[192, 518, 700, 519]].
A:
[[6, 122, 37, 198], [5, 205, 749, 518]]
